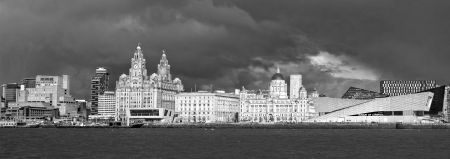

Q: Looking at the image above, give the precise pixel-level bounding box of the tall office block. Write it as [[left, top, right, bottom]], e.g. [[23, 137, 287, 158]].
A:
[[98, 91, 115, 117], [289, 74, 303, 99], [90, 67, 109, 115]]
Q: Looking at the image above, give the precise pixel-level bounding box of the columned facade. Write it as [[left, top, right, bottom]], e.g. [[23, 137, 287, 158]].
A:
[[240, 68, 316, 123]]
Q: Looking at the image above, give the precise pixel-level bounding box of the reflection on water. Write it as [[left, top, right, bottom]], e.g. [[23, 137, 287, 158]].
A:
[[0, 129, 448, 158]]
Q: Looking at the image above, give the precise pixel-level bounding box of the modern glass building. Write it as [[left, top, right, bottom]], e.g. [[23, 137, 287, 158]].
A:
[[90, 67, 109, 115]]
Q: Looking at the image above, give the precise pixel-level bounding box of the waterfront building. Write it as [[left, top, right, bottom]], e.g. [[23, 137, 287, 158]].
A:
[[98, 91, 115, 118], [3, 106, 59, 121], [1, 83, 19, 108], [239, 68, 316, 123], [269, 67, 288, 98], [341, 87, 388, 100], [90, 67, 109, 115], [308, 92, 435, 123], [310, 85, 450, 123], [419, 86, 450, 122], [16, 75, 78, 116], [175, 91, 240, 123], [115, 44, 184, 125], [380, 80, 436, 96]]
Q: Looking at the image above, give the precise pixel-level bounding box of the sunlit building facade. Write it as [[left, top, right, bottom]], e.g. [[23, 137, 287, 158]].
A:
[[175, 91, 240, 123], [115, 44, 184, 125], [308, 92, 435, 123], [98, 91, 115, 117], [289, 75, 302, 99], [15, 75, 78, 116], [239, 68, 316, 123]]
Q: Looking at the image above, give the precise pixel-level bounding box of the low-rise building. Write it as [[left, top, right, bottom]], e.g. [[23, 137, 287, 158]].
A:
[[3, 106, 59, 121], [308, 91, 445, 123], [175, 91, 240, 123]]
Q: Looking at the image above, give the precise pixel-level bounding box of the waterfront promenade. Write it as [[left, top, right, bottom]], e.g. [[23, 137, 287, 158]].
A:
[[2, 122, 450, 129]]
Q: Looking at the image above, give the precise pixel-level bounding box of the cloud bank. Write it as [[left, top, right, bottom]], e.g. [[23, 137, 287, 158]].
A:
[[0, 0, 449, 99]]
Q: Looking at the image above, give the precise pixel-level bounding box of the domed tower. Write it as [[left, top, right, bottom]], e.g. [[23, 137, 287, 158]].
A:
[[157, 49, 172, 81], [269, 66, 288, 98], [299, 87, 307, 99]]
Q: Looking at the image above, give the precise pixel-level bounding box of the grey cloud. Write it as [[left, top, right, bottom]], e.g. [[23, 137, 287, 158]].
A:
[[0, 0, 448, 99]]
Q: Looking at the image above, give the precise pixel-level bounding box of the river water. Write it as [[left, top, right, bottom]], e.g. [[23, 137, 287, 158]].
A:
[[0, 128, 449, 158]]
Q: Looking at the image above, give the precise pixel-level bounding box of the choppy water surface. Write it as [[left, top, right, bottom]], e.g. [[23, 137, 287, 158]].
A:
[[0, 128, 449, 158]]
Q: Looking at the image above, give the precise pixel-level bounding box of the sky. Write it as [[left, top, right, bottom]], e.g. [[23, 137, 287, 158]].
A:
[[1, 0, 449, 99]]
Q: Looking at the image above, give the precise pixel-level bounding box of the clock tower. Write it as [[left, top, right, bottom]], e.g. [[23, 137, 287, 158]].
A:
[[129, 43, 148, 86], [157, 49, 172, 81]]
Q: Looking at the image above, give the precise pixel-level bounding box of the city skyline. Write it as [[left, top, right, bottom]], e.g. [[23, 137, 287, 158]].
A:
[[1, 0, 449, 100]]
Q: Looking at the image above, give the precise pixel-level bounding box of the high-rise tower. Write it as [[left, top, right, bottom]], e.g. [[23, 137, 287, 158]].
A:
[[289, 75, 303, 99], [90, 67, 110, 115]]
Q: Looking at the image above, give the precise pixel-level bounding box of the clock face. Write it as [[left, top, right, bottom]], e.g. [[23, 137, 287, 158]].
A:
[[134, 64, 138, 68]]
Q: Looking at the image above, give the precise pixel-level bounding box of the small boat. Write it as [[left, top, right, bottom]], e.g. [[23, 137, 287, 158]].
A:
[[130, 123, 144, 128]]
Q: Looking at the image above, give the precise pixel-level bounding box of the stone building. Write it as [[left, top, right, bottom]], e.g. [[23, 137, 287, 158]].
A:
[[115, 44, 183, 125], [239, 68, 316, 123], [175, 91, 240, 123]]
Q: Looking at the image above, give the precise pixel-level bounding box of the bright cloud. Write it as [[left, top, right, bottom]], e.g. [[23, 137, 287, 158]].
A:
[[308, 51, 379, 80]]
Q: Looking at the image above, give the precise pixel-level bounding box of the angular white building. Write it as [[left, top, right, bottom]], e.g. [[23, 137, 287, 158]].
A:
[[115, 44, 183, 125], [175, 91, 240, 123], [307, 92, 435, 123]]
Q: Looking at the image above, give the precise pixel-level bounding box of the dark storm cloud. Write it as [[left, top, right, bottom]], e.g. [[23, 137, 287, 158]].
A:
[[0, 0, 449, 99]]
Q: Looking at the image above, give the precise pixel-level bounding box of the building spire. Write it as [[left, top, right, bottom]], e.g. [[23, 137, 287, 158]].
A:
[[162, 49, 167, 58], [137, 42, 142, 50], [276, 66, 280, 73]]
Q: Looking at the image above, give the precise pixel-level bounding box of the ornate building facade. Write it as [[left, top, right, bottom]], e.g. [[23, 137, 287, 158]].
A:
[[115, 44, 183, 124], [239, 68, 316, 123], [175, 91, 240, 123]]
